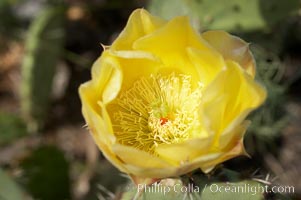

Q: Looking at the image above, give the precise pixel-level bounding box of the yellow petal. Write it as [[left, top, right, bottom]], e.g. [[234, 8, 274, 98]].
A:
[[187, 47, 225, 87], [123, 164, 177, 178], [154, 127, 249, 176], [133, 16, 214, 81], [112, 144, 173, 169], [79, 82, 128, 173], [155, 137, 213, 165], [91, 50, 164, 105], [90, 51, 122, 104], [200, 138, 247, 173], [110, 49, 160, 60], [218, 120, 250, 151], [201, 60, 266, 145], [108, 50, 164, 93], [112, 9, 166, 50], [202, 30, 256, 77], [123, 152, 222, 178]]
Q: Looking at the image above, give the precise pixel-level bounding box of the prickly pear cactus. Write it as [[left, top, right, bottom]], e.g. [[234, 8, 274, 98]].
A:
[[119, 171, 266, 200], [21, 6, 65, 132]]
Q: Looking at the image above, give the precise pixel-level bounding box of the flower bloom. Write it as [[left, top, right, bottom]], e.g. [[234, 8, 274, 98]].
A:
[[79, 9, 266, 184]]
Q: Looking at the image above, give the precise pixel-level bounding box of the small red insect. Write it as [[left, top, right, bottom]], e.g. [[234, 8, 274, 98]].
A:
[[160, 117, 169, 125]]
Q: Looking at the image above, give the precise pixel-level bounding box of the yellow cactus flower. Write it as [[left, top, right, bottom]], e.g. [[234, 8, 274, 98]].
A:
[[79, 9, 266, 184]]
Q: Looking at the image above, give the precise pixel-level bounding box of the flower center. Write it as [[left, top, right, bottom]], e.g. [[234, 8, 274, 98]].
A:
[[112, 73, 203, 153]]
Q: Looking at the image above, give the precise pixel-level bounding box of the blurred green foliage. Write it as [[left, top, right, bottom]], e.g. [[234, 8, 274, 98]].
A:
[[0, 112, 27, 146], [18, 146, 70, 200], [248, 46, 287, 140], [149, 0, 299, 32], [242, 45, 288, 156], [0, 0, 19, 38]]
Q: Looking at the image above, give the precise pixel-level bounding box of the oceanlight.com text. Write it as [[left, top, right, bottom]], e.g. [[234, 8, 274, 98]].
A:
[[136, 182, 295, 196], [208, 183, 294, 195]]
